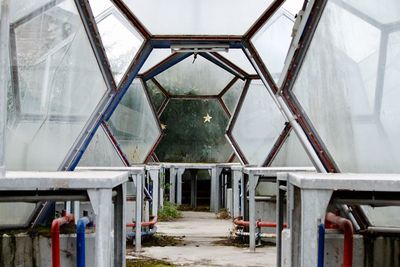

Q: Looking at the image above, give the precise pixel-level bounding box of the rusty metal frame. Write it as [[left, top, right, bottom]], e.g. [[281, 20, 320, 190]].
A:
[[263, 122, 292, 166]]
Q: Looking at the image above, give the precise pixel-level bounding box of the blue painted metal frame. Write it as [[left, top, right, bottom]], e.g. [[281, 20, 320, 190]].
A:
[[142, 52, 192, 81]]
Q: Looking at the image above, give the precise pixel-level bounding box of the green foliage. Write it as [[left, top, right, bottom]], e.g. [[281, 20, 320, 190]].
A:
[[158, 201, 182, 221]]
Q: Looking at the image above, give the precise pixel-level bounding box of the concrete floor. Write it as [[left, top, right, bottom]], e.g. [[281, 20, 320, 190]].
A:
[[128, 211, 276, 266]]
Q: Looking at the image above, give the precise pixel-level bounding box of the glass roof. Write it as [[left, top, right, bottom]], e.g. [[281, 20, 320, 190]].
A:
[[155, 55, 235, 96], [108, 79, 161, 164], [270, 129, 313, 167], [78, 125, 125, 167], [91, 0, 144, 85], [252, 9, 295, 82], [155, 99, 233, 163], [292, 0, 400, 173], [123, 0, 274, 35], [230, 80, 286, 165]]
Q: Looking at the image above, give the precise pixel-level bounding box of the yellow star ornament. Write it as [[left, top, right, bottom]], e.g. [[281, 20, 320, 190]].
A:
[[203, 113, 212, 123]]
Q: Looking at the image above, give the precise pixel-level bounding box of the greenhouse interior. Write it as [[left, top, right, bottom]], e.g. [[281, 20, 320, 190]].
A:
[[0, 0, 399, 266]]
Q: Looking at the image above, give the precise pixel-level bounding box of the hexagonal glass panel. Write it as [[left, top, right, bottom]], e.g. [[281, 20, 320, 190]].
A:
[[291, 1, 398, 172], [155, 55, 235, 96], [145, 79, 167, 113], [230, 80, 286, 165], [4, 0, 109, 228], [270, 129, 313, 167], [252, 9, 295, 82], [90, 0, 144, 84], [156, 99, 233, 162], [222, 79, 245, 114], [109, 79, 161, 163], [123, 0, 273, 35], [78, 125, 125, 167]]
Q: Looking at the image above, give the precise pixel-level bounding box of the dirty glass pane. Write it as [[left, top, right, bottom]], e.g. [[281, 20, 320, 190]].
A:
[[252, 10, 294, 82], [218, 50, 257, 75], [78, 125, 125, 167], [4, 0, 109, 228], [109, 79, 161, 163], [231, 80, 286, 165], [344, 0, 400, 24], [7, 0, 108, 170], [222, 79, 245, 114], [88, 0, 112, 17], [156, 55, 234, 96], [156, 99, 233, 162], [145, 79, 166, 112], [270, 130, 313, 167], [94, 3, 144, 84], [123, 0, 273, 35], [139, 49, 172, 74], [10, 0, 52, 23], [291, 1, 399, 172]]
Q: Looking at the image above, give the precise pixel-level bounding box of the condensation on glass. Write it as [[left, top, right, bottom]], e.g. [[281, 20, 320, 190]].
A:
[[78, 125, 125, 167], [90, 0, 144, 84], [109, 79, 161, 164], [155, 99, 233, 163], [291, 0, 400, 224], [155, 54, 234, 96], [252, 8, 295, 82], [230, 80, 286, 165], [270, 129, 313, 167], [122, 0, 273, 35], [145, 79, 166, 112], [3, 0, 109, 228]]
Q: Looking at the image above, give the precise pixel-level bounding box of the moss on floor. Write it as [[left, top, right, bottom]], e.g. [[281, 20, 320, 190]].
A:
[[126, 258, 175, 267]]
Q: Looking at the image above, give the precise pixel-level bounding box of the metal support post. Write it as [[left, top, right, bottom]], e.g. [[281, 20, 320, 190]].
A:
[[249, 173, 259, 252], [148, 169, 159, 216], [169, 167, 177, 203], [0, 0, 10, 178], [191, 171, 197, 208], [135, 173, 143, 252], [210, 167, 218, 212], [177, 168, 184, 205], [231, 166, 242, 218]]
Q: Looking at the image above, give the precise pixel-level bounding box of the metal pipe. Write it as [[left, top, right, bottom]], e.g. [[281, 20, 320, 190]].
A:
[[318, 223, 325, 267], [325, 212, 353, 267], [76, 216, 91, 267], [0, 0, 10, 178], [126, 226, 157, 238], [126, 216, 157, 228], [233, 217, 287, 228], [51, 211, 75, 267]]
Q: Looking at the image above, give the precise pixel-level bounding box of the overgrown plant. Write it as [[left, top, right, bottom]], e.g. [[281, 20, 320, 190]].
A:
[[158, 201, 182, 221]]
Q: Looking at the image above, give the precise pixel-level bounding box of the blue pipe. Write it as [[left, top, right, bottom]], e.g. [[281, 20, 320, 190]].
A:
[[318, 223, 325, 267], [76, 217, 90, 267]]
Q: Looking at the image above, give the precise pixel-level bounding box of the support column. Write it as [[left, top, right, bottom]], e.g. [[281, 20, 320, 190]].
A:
[[190, 171, 197, 208], [231, 166, 242, 218], [135, 173, 143, 252], [289, 186, 332, 267], [176, 168, 184, 205], [148, 169, 159, 216], [114, 183, 126, 267], [276, 173, 287, 267], [88, 189, 113, 267], [248, 173, 259, 252], [0, 0, 10, 178], [169, 167, 177, 204], [240, 172, 245, 217], [209, 167, 218, 212]]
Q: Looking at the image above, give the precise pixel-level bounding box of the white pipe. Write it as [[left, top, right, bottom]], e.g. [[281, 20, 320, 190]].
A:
[[0, 0, 10, 178]]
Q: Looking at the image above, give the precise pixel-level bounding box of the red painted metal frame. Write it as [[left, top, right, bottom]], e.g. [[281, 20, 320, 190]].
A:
[[264, 123, 292, 166]]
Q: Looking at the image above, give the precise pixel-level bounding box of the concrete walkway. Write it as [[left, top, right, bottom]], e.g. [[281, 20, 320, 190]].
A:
[[129, 211, 276, 266]]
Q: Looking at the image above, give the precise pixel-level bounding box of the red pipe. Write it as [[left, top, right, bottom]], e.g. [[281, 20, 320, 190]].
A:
[[51, 211, 74, 267], [127, 216, 158, 228], [233, 217, 287, 228], [325, 212, 354, 267]]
